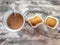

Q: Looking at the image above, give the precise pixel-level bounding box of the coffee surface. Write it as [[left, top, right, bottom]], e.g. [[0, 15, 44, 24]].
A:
[[7, 13, 23, 29]]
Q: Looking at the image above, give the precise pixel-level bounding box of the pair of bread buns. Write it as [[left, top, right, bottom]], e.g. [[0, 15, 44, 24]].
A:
[[29, 15, 57, 28]]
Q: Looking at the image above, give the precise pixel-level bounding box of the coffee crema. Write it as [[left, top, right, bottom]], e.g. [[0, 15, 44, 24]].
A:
[[7, 13, 23, 30]]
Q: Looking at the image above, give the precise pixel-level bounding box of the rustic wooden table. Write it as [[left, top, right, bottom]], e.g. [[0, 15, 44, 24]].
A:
[[0, 0, 60, 45]]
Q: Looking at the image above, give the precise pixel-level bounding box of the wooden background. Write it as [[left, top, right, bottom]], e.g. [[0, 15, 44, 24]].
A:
[[0, 0, 60, 45]]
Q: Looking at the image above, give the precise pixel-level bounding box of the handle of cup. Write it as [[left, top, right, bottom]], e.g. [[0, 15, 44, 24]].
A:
[[0, 16, 4, 29], [0, 16, 2, 22]]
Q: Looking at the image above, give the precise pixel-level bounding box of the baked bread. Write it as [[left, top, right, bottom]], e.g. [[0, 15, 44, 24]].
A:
[[29, 15, 42, 26], [46, 17, 57, 28]]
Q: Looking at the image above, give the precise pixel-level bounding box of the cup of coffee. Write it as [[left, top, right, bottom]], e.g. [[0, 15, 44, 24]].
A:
[[2, 10, 25, 32]]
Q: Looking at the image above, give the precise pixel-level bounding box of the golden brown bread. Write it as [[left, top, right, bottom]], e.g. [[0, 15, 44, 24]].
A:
[[46, 17, 57, 28], [29, 15, 42, 26]]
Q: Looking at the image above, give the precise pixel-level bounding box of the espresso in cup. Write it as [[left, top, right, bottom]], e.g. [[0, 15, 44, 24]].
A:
[[7, 13, 23, 29], [3, 10, 25, 32]]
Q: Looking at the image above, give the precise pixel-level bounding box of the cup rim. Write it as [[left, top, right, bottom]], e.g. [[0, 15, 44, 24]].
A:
[[28, 14, 44, 28], [45, 16, 59, 29], [2, 10, 25, 32]]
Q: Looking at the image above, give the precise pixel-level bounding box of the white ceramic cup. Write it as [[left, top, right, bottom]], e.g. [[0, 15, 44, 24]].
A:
[[2, 10, 25, 32]]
